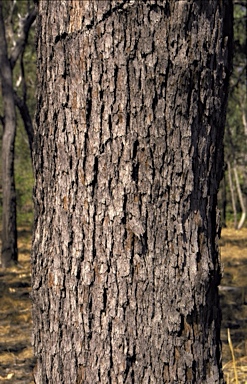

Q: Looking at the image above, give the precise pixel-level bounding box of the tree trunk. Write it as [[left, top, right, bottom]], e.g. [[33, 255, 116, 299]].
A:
[[0, 1, 36, 267], [219, 174, 227, 228], [32, 1, 233, 383], [233, 163, 246, 229], [227, 161, 238, 228], [0, 1, 18, 267]]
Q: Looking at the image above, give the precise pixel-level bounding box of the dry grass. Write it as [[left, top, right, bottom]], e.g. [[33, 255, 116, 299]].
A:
[[0, 228, 34, 383], [220, 227, 247, 384], [0, 227, 246, 382]]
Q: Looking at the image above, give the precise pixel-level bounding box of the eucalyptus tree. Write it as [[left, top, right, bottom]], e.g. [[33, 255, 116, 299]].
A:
[[32, 1, 232, 382]]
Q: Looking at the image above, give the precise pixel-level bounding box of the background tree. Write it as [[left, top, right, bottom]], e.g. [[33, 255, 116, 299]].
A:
[[32, 1, 232, 382], [219, 0, 247, 228], [0, 0, 36, 267]]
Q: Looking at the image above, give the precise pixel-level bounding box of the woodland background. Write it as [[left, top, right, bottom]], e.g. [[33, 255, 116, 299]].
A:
[[0, 0, 246, 232], [0, 0, 246, 383]]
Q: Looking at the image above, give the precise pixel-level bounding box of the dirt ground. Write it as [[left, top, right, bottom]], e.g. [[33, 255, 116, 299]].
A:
[[219, 228, 247, 384], [0, 229, 34, 383], [0, 227, 246, 383]]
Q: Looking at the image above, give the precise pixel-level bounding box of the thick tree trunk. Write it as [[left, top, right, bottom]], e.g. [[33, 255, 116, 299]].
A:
[[32, 1, 232, 383], [0, 1, 18, 267]]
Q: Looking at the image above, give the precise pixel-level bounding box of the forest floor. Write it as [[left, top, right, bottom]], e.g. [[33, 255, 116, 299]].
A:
[[219, 228, 247, 384], [0, 229, 34, 383], [0, 227, 246, 383]]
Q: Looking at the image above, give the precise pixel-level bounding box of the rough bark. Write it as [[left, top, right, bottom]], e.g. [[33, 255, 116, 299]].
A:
[[0, 1, 18, 267], [32, 1, 233, 383]]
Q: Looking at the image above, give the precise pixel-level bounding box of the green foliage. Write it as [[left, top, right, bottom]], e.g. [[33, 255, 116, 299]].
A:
[[15, 115, 34, 227]]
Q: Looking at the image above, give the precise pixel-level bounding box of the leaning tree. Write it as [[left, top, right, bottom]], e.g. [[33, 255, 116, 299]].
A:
[[32, 1, 233, 383]]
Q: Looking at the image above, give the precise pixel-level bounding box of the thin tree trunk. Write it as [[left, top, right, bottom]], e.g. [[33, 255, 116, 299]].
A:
[[32, 1, 232, 382], [233, 164, 246, 229], [228, 161, 238, 229], [241, 100, 247, 136], [219, 174, 227, 227], [241, 101, 247, 210], [0, 1, 18, 267], [13, 91, 34, 156], [0, 1, 36, 266]]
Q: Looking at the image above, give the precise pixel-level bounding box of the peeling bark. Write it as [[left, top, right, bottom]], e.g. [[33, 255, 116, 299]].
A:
[[32, 1, 233, 383]]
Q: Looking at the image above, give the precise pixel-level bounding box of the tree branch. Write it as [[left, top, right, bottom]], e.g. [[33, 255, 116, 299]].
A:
[[233, 0, 247, 6], [9, 7, 37, 69], [13, 90, 34, 156]]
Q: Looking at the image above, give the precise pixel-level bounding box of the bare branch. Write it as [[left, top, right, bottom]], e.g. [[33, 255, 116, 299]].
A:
[[233, 0, 247, 6], [9, 7, 37, 69], [13, 90, 34, 156]]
